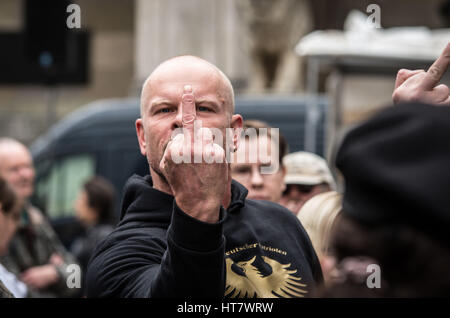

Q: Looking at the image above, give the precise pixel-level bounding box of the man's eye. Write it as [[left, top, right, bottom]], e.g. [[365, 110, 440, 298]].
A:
[[197, 106, 213, 112], [233, 167, 251, 174], [156, 108, 173, 114], [9, 166, 20, 173]]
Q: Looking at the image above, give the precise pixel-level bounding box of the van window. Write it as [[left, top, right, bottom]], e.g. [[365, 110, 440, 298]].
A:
[[35, 154, 95, 219]]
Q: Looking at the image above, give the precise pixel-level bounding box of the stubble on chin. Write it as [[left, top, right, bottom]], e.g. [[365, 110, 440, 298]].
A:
[[151, 162, 168, 184], [148, 140, 170, 186]]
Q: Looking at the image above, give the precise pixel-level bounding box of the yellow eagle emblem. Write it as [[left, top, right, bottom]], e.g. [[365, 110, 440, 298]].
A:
[[225, 256, 308, 298]]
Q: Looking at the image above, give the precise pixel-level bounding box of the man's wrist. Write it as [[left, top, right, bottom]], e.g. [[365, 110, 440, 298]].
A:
[[169, 200, 225, 252], [175, 198, 221, 223]]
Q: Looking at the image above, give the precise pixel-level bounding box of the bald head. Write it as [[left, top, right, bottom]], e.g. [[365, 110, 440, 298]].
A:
[[0, 138, 28, 160], [0, 138, 35, 201], [135, 56, 243, 191], [140, 55, 235, 118]]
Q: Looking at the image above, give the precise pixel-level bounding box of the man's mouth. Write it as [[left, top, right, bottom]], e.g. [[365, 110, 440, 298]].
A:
[[17, 181, 32, 188]]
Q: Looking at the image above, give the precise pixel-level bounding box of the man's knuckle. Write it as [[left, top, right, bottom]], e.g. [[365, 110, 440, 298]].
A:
[[392, 91, 399, 102], [428, 66, 441, 80], [392, 88, 403, 100], [410, 90, 425, 101], [397, 69, 407, 77]]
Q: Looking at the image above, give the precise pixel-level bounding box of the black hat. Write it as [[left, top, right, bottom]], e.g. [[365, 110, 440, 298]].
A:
[[336, 102, 450, 245]]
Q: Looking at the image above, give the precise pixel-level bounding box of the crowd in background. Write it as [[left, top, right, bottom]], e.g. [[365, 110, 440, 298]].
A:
[[0, 42, 449, 298], [0, 138, 116, 297]]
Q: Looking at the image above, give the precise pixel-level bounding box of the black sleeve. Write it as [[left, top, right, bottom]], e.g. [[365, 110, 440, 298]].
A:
[[85, 201, 226, 298]]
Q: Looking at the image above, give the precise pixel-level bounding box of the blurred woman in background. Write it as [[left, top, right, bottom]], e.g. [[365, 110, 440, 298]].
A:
[[71, 176, 115, 281], [297, 191, 342, 285]]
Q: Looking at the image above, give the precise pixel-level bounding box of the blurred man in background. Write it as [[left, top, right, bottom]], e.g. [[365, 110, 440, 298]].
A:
[[231, 119, 288, 203], [0, 138, 79, 297], [0, 177, 26, 298], [325, 101, 450, 297], [280, 151, 336, 215]]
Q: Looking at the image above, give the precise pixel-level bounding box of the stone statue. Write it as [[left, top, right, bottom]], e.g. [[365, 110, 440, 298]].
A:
[[236, 0, 313, 93]]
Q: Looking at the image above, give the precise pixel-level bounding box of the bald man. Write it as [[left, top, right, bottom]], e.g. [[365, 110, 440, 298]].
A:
[[86, 56, 323, 298], [0, 138, 79, 298]]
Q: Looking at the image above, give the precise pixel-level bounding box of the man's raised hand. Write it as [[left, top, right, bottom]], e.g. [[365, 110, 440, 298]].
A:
[[160, 85, 228, 223], [392, 42, 450, 105]]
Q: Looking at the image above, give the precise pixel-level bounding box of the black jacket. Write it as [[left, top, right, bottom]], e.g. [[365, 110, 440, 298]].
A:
[[86, 175, 323, 298]]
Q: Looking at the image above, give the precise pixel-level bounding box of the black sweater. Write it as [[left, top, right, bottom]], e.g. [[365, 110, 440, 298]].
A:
[[86, 175, 323, 298]]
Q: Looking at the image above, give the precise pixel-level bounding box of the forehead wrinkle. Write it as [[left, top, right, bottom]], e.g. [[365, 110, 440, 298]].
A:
[[196, 97, 219, 105], [150, 98, 175, 108]]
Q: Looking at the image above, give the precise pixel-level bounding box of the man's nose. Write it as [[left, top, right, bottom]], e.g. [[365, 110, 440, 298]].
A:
[[173, 106, 183, 129], [19, 166, 34, 179], [250, 169, 264, 188], [287, 186, 303, 200]]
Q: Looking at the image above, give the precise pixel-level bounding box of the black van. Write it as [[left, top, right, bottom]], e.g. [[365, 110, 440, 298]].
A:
[[30, 95, 328, 247]]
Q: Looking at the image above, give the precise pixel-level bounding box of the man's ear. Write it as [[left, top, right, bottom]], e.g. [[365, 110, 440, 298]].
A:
[[230, 114, 243, 152], [135, 118, 147, 156]]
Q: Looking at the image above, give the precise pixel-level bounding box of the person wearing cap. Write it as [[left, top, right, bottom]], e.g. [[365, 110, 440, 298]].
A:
[[280, 151, 336, 215], [322, 43, 450, 297]]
